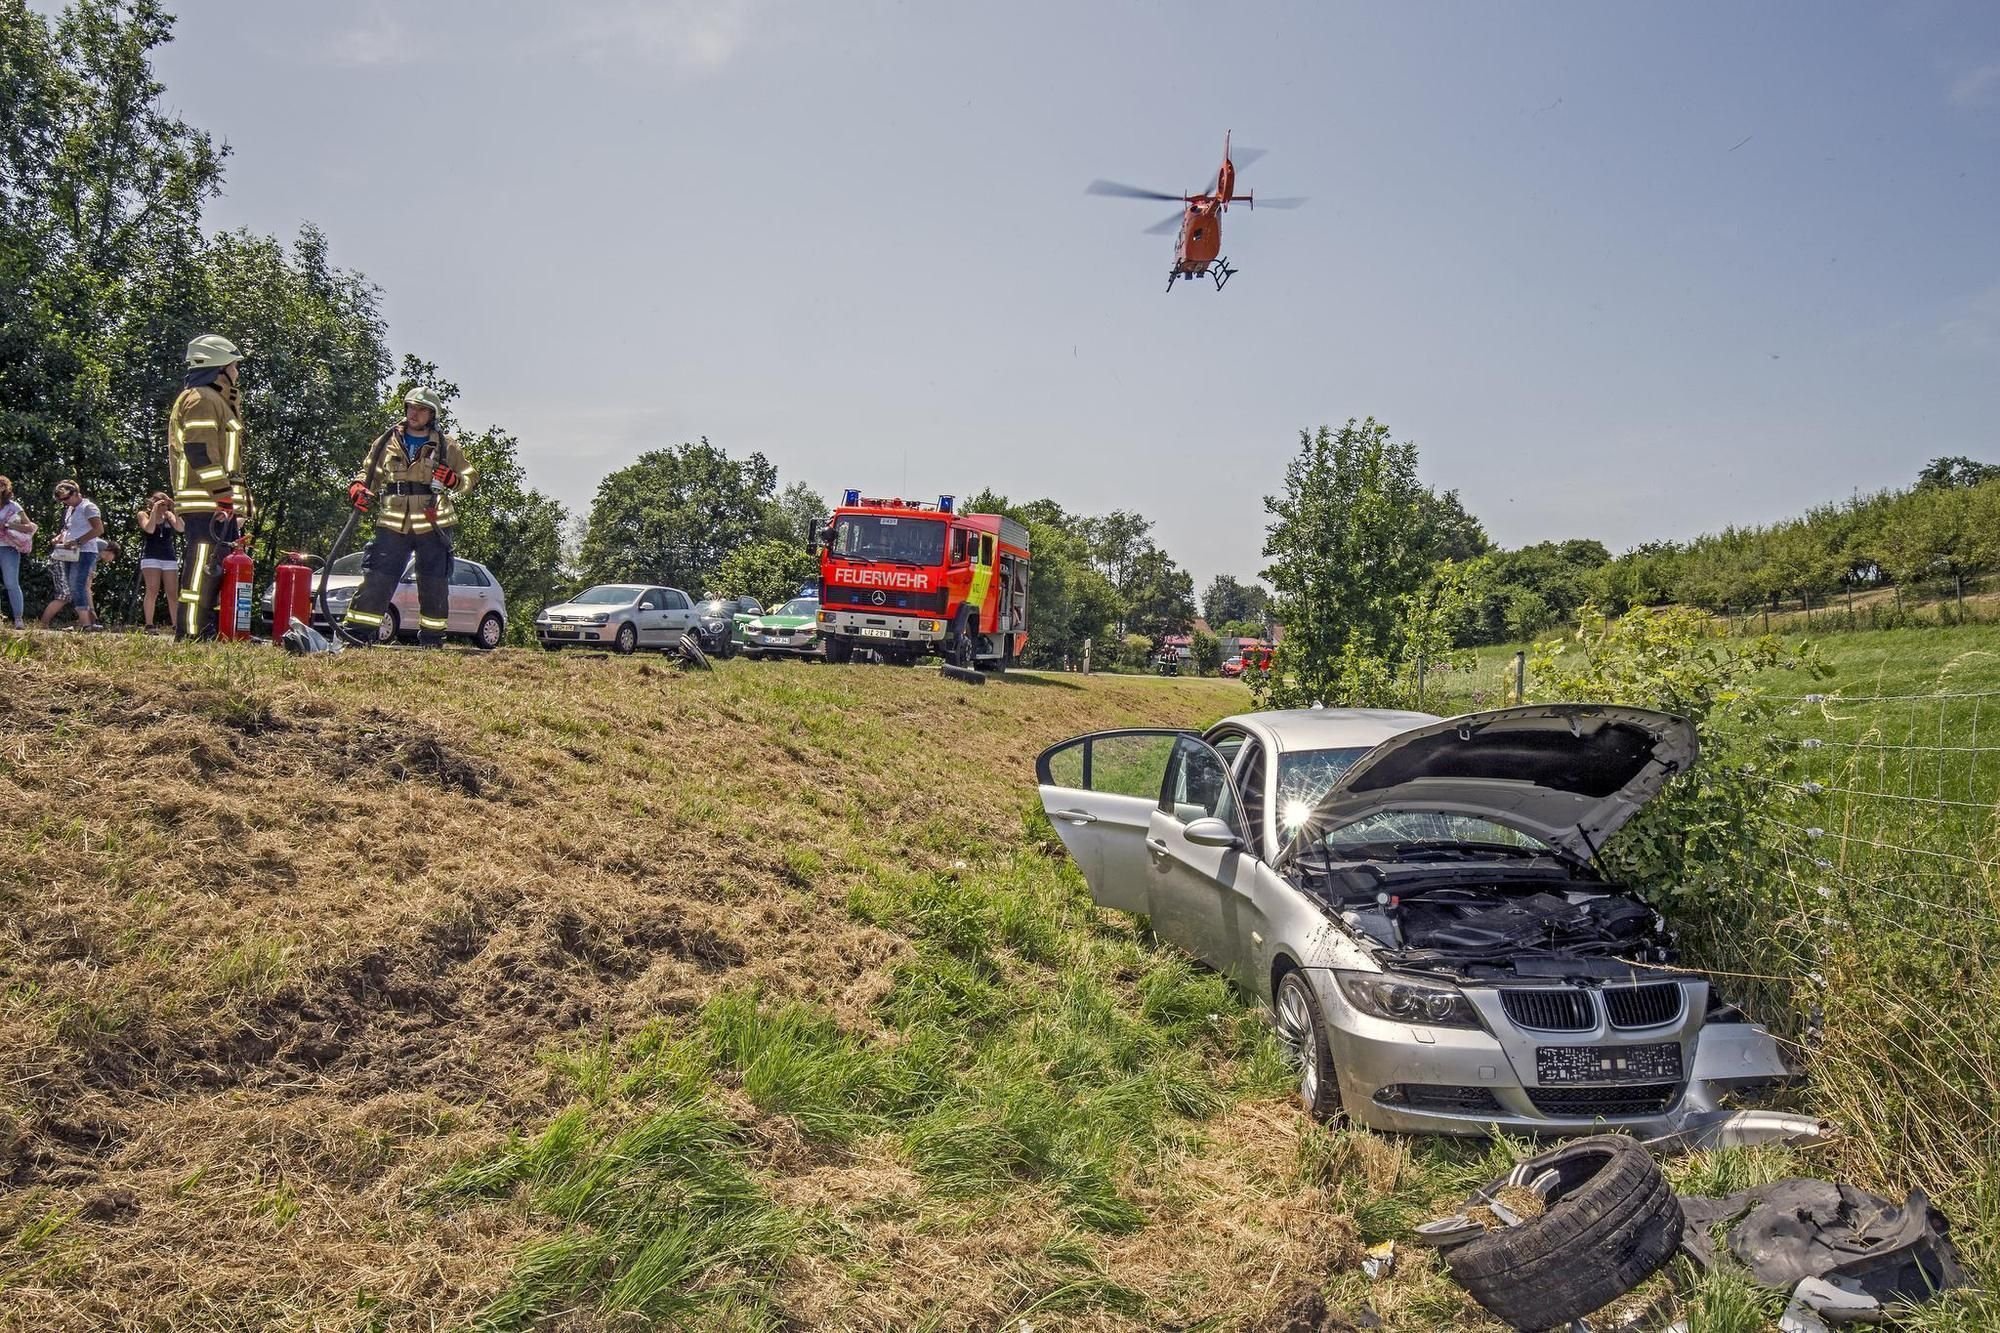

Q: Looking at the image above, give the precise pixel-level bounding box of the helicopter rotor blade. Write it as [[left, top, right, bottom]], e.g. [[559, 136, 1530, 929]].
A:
[[1252, 196, 1309, 210], [1086, 179, 1183, 202], [1142, 212, 1184, 235]]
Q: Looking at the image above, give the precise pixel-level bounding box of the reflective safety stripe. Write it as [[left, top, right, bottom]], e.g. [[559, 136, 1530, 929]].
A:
[[176, 418, 217, 431], [195, 466, 227, 481], [181, 544, 211, 633], [418, 616, 449, 630], [344, 609, 385, 626], [223, 423, 240, 472]]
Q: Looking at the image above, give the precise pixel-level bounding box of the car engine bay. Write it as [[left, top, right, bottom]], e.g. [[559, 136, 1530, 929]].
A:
[[1291, 858, 1678, 978]]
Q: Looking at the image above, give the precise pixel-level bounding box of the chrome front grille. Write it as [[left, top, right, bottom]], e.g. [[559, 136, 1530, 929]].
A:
[[1500, 988, 1595, 1032], [1604, 983, 1684, 1029]]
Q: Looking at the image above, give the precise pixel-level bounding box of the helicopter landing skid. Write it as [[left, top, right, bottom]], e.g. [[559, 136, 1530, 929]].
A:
[[1167, 258, 1237, 292]]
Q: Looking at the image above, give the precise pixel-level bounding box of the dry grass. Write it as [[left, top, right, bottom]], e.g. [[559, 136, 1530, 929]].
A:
[[3, 637, 1378, 1329]]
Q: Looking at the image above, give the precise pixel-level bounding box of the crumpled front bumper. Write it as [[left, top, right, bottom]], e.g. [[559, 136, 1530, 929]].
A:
[[1303, 968, 1799, 1140]]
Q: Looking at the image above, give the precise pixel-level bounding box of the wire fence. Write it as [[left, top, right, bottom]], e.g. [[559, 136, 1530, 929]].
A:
[[1729, 685, 2000, 1205]]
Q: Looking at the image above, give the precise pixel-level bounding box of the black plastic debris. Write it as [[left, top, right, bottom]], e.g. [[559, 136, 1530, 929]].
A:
[[1679, 1178, 1967, 1311]]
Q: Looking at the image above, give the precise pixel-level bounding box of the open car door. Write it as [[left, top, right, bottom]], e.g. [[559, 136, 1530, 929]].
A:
[[1035, 729, 1190, 916]]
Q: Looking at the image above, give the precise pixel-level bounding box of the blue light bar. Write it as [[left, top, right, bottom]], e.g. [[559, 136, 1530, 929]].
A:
[[938, 494, 955, 514], [842, 489, 861, 506]]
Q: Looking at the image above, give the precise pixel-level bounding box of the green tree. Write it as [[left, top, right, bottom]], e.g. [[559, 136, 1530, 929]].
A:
[[766, 480, 826, 545], [1416, 488, 1492, 563], [713, 538, 816, 608], [0, 0, 223, 608], [577, 438, 778, 592], [1079, 509, 1153, 597], [1914, 456, 2000, 491], [1122, 545, 1195, 641], [1257, 420, 1436, 707], [1189, 629, 1223, 676], [1201, 574, 1270, 628]]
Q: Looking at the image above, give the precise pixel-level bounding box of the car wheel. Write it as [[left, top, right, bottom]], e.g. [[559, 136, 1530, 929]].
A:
[[614, 622, 637, 655], [1442, 1135, 1683, 1329], [377, 606, 400, 644], [475, 612, 504, 651], [1274, 970, 1342, 1121]]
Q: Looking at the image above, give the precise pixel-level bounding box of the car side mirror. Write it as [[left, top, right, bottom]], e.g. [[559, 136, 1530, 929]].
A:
[[1183, 817, 1241, 849]]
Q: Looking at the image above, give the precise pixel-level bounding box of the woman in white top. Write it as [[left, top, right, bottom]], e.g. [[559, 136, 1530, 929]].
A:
[[40, 479, 104, 631], [0, 474, 35, 629]]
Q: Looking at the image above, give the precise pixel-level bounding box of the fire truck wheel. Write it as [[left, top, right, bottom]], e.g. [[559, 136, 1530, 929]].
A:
[[825, 636, 853, 664]]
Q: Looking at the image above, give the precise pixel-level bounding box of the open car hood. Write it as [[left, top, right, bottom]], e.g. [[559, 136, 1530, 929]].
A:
[[1284, 704, 1697, 863]]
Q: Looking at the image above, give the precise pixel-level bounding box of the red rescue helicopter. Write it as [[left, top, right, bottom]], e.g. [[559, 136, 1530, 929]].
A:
[[1087, 132, 1305, 291]]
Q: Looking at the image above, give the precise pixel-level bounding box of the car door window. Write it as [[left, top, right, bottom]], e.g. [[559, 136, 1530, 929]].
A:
[[1160, 735, 1242, 833], [1036, 729, 1193, 918], [450, 561, 482, 587], [665, 590, 690, 611], [640, 589, 666, 611], [1038, 730, 1188, 799]]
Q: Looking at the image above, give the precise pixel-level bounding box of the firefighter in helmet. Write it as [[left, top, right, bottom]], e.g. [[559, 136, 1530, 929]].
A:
[[168, 334, 251, 640], [340, 387, 476, 647]]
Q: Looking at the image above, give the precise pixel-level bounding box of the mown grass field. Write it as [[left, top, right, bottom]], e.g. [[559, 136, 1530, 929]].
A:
[[3, 633, 1995, 1331]]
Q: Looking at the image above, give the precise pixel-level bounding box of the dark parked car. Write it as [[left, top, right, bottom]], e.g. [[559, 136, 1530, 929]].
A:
[[691, 596, 764, 658]]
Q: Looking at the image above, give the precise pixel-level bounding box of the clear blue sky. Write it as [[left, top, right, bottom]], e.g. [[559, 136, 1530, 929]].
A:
[[141, 1, 2000, 593]]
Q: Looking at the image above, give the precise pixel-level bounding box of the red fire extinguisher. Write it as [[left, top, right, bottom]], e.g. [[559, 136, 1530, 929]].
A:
[[218, 544, 256, 642], [272, 551, 313, 640]]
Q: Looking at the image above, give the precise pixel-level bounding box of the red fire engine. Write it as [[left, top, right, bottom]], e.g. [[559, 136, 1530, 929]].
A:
[[816, 491, 1030, 669]]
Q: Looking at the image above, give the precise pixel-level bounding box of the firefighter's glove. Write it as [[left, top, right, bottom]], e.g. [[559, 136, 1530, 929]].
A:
[[431, 465, 459, 491], [348, 481, 373, 512]]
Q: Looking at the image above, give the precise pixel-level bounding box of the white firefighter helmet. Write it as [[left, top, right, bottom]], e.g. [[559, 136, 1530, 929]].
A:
[[404, 386, 443, 421], [185, 334, 243, 369]]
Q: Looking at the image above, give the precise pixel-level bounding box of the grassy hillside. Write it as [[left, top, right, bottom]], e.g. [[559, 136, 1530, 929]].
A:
[[4, 637, 1993, 1332], [0, 642, 1478, 1331]]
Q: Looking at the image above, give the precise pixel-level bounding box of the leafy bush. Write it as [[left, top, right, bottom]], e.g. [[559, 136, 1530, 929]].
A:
[[1528, 605, 1822, 896]]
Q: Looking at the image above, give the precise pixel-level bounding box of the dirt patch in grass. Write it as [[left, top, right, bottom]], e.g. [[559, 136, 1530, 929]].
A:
[[1, 638, 1258, 1328]]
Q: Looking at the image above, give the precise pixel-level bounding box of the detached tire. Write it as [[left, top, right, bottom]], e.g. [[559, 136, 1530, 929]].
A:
[[1444, 1135, 1682, 1330]]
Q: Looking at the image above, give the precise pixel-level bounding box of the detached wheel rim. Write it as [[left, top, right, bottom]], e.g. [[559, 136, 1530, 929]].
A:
[[1275, 979, 1320, 1109]]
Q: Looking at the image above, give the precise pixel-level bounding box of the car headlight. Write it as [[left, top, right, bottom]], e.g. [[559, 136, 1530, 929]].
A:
[[1335, 971, 1484, 1030], [585, 613, 610, 625]]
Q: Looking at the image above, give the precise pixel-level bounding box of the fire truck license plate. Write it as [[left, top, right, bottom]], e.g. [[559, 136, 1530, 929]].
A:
[[860, 627, 892, 638], [1536, 1042, 1682, 1086]]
